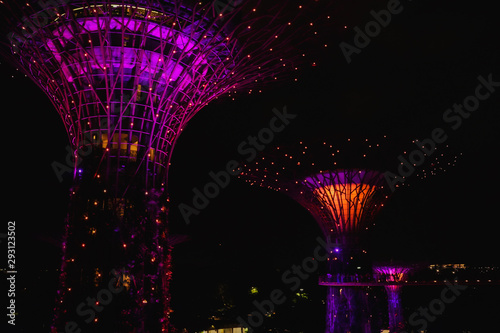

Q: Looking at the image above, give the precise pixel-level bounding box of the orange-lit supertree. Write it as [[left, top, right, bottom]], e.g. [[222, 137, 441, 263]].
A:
[[240, 135, 464, 332], [240, 138, 392, 333], [305, 169, 389, 333], [0, 1, 326, 331]]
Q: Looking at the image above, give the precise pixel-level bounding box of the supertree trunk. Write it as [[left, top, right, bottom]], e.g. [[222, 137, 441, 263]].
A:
[[52, 158, 173, 332], [373, 266, 412, 333], [386, 285, 405, 333], [324, 234, 372, 333], [325, 287, 341, 333], [344, 288, 367, 333]]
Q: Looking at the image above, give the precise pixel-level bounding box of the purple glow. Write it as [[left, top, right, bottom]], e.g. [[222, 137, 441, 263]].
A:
[[304, 169, 385, 189], [374, 266, 412, 282], [374, 266, 413, 332], [325, 287, 341, 333], [325, 286, 369, 333]]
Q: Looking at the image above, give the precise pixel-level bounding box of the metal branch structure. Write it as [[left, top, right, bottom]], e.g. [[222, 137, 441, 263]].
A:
[[239, 140, 392, 333], [1, 1, 320, 332], [373, 265, 413, 333], [303, 169, 388, 240], [305, 169, 388, 333], [3, 0, 311, 191]]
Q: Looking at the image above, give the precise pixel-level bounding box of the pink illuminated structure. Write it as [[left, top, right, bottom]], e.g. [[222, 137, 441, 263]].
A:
[[373, 265, 413, 333], [1, 1, 319, 331]]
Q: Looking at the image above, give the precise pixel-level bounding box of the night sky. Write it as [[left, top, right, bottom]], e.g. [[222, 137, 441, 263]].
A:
[[2, 0, 500, 332]]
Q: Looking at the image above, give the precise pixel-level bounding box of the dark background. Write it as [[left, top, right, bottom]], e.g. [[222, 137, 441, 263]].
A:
[[2, 0, 500, 331]]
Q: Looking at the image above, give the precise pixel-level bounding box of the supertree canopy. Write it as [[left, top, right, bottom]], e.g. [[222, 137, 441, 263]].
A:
[[373, 265, 414, 333], [240, 139, 392, 245], [303, 169, 388, 241], [0, 1, 323, 332], [2, 0, 316, 190]]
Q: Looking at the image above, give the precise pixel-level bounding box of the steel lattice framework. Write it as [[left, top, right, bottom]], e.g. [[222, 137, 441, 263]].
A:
[[1, 1, 319, 332], [4, 0, 307, 191]]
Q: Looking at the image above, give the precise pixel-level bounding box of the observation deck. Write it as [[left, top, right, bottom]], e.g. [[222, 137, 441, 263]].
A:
[[319, 275, 500, 286]]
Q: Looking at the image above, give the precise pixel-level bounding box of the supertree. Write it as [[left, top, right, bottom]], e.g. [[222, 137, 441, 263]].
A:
[[305, 169, 388, 333], [373, 265, 413, 333], [0, 1, 324, 332], [239, 138, 393, 333]]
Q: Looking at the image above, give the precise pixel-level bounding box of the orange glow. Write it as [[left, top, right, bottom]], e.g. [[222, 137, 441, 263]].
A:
[[313, 183, 377, 233]]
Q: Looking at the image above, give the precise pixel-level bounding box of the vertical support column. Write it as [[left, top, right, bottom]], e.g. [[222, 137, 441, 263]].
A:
[[325, 286, 340, 333], [373, 266, 411, 333], [385, 285, 404, 333], [49, 160, 172, 333]]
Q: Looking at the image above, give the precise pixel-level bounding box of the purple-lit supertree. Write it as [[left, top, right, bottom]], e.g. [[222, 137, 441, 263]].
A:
[[1, 1, 322, 331], [239, 139, 392, 333], [373, 265, 413, 333]]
